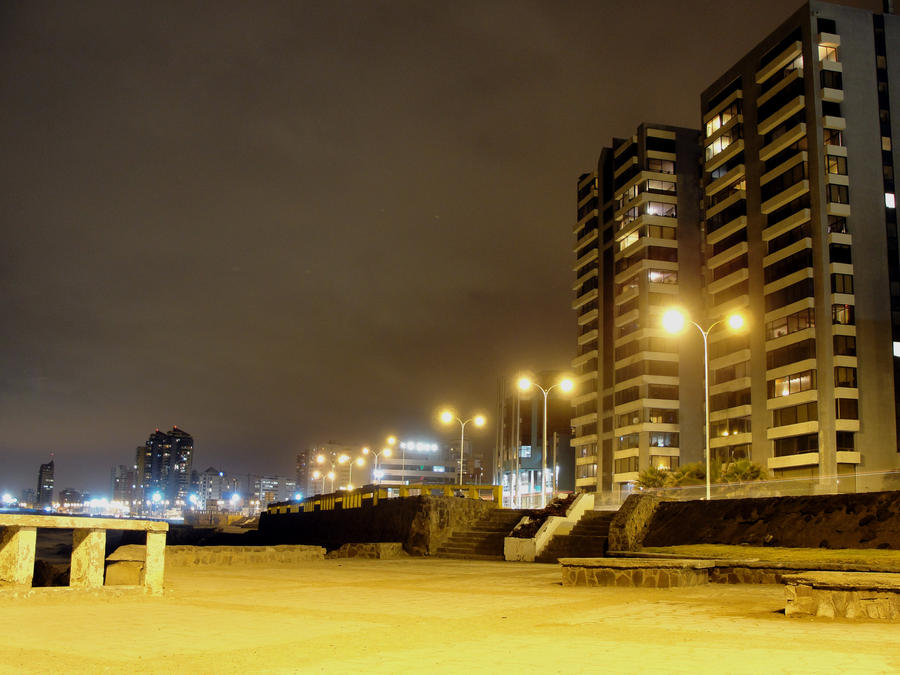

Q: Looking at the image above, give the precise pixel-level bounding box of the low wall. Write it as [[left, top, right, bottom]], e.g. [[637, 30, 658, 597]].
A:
[[258, 496, 496, 555], [165, 545, 325, 566], [607, 494, 662, 551], [641, 490, 900, 549]]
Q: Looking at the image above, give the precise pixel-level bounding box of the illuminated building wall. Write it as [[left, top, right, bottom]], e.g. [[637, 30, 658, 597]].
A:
[[699, 1, 900, 489], [572, 125, 703, 499], [572, 1, 900, 497]]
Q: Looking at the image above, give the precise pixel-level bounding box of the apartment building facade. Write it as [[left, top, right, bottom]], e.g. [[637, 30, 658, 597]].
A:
[[572, 124, 704, 499], [573, 1, 900, 497]]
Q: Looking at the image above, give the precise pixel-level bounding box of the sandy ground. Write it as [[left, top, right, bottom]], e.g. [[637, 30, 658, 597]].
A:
[[2, 558, 899, 674]]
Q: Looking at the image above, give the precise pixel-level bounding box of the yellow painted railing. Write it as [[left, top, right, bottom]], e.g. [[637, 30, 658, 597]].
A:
[[266, 484, 503, 515]]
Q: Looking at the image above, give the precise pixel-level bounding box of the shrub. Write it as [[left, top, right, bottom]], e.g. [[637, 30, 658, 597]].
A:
[[721, 458, 768, 483]]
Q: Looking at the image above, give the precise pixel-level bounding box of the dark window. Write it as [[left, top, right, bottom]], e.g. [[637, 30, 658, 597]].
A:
[[836, 431, 855, 451], [772, 401, 818, 426], [712, 228, 748, 256], [647, 384, 679, 400], [773, 433, 818, 457], [821, 69, 843, 90], [833, 334, 856, 356], [831, 273, 854, 294], [766, 339, 816, 369], [768, 223, 812, 255], [834, 366, 857, 388], [836, 398, 858, 419], [765, 248, 813, 284], [829, 243, 853, 264], [817, 18, 836, 33], [646, 136, 676, 153], [765, 278, 815, 312]]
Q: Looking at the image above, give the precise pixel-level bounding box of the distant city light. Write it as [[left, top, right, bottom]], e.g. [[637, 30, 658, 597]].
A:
[[1, 493, 17, 506], [151, 492, 162, 503], [293, 492, 303, 500], [399, 441, 439, 452]]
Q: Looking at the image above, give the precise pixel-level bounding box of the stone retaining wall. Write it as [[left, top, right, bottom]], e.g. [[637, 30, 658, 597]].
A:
[[164, 545, 325, 566], [785, 572, 900, 619], [325, 542, 406, 559], [258, 495, 496, 555], [560, 558, 713, 588], [642, 490, 900, 549]]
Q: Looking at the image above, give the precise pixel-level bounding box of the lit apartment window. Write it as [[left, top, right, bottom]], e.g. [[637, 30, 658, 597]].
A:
[[887, 193, 896, 209], [818, 44, 838, 62], [768, 370, 816, 398]]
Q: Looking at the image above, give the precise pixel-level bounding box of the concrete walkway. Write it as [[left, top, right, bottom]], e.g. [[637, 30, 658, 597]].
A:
[[1, 558, 899, 673]]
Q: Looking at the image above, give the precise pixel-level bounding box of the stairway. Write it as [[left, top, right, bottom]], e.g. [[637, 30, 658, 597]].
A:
[[535, 510, 616, 564], [434, 509, 525, 560]]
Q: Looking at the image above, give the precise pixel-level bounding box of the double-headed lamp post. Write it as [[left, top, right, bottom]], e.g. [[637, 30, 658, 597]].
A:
[[362, 446, 392, 485], [439, 410, 486, 485], [316, 452, 349, 492], [662, 308, 745, 501], [517, 376, 575, 508]]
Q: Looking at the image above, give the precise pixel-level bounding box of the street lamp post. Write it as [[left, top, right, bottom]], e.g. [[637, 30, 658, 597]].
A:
[[517, 376, 574, 508], [347, 457, 365, 490], [316, 452, 349, 493], [662, 308, 745, 501], [362, 446, 392, 485], [439, 410, 486, 485]]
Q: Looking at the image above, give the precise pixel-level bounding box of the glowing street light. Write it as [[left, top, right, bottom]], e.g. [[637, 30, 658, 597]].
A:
[[346, 456, 365, 490], [662, 307, 746, 500], [362, 446, 392, 485], [316, 452, 350, 492], [518, 375, 575, 507], [439, 410, 486, 485]]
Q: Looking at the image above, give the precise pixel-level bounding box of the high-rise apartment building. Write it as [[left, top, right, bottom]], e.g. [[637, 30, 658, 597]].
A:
[[572, 1, 900, 498], [135, 426, 194, 508], [37, 458, 54, 507], [572, 124, 703, 499]]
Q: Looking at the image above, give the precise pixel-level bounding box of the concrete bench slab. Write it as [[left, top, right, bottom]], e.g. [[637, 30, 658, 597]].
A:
[[784, 571, 900, 620], [0, 515, 167, 594], [559, 557, 713, 587]]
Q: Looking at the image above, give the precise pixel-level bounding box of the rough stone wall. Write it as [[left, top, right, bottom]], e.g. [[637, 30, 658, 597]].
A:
[[258, 496, 496, 555], [607, 494, 662, 551], [561, 565, 708, 588], [785, 582, 900, 619], [325, 542, 406, 559], [165, 545, 325, 566], [642, 490, 900, 549]]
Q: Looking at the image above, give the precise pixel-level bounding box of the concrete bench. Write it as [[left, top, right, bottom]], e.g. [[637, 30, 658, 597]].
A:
[[784, 571, 900, 620], [0, 514, 168, 594], [560, 557, 714, 588]]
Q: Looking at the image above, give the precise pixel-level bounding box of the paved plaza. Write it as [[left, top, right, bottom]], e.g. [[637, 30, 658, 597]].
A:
[[1, 557, 899, 673]]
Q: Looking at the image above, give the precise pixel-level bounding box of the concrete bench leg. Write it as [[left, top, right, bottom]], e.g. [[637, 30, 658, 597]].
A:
[[71, 528, 106, 588], [143, 530, 166, 595], [0, 526, 37, 586]]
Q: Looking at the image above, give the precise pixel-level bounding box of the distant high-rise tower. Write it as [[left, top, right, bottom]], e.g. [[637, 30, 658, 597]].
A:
[[135, 426, 194, 509], [37, 458, 54, 507]]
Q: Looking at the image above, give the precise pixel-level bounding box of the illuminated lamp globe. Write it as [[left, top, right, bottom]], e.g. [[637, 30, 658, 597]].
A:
[[727, 313, 745, 331], [439, 410, 454, 424], [474, 414, 486, 427], [559, 378, 574, 393], [517, 376, 532, 391], [662, 309, 686, 334]]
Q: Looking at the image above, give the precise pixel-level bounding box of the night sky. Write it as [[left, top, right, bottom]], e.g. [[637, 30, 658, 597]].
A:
[[1, 0, 881, 494]]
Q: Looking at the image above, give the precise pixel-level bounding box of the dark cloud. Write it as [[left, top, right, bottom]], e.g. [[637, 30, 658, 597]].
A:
[[0, 0, 882, 492]]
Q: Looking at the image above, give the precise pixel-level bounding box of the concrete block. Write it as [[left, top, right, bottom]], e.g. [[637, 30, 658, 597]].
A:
[[0, 526, 36, 586]]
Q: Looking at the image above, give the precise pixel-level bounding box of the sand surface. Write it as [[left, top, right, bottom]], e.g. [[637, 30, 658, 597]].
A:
[[2, 558, 899, 673]]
